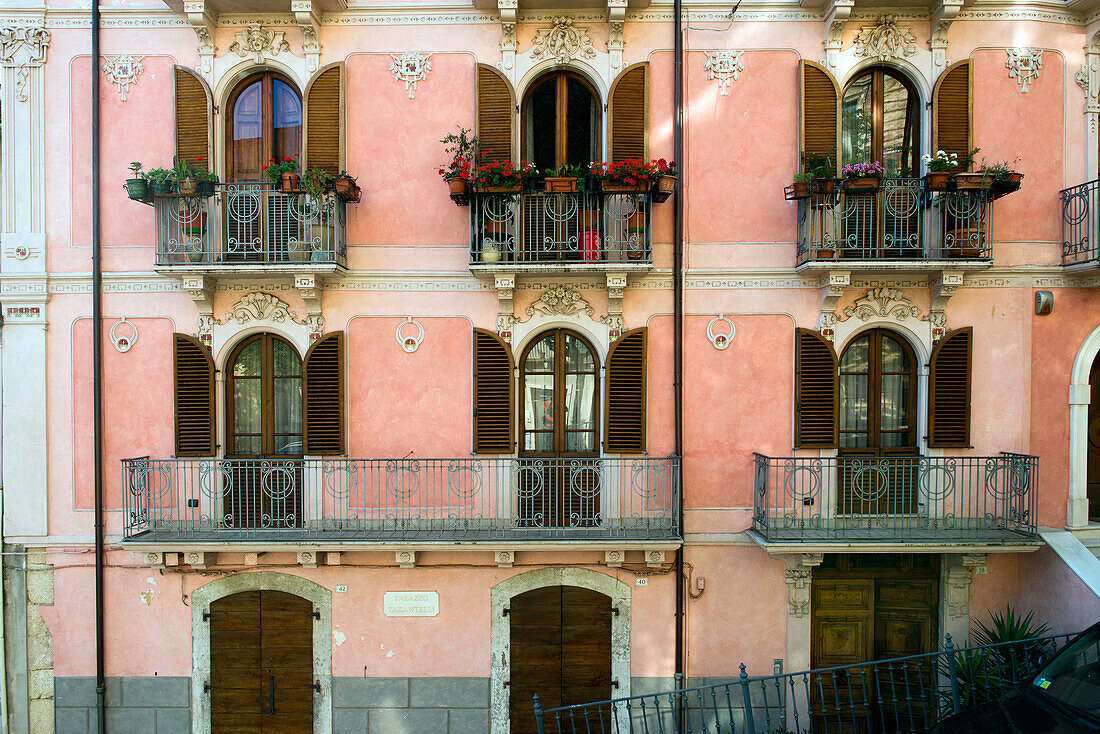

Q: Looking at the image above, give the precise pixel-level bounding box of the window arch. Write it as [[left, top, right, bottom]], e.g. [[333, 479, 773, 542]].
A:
[[225, 332, 303, 457], [838, 328, 918, 454], [522, 71, 602, 171], [520, 328, 600, 456], [842, 66, 920, 176], [226, 71, 303, 182]]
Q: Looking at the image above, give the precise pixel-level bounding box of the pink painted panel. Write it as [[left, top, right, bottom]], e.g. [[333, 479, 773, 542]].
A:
[[1016, 546, 1100, 635]]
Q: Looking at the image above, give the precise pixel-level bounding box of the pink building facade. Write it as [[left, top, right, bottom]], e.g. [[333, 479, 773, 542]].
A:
[[1, 0, 1100, 732]]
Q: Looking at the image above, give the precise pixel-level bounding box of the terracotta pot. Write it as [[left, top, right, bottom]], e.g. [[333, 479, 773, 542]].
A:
[[177, 178, 198, 196], [447, 178, 467, 196], [785, 182, 811, 201], [477, 184, 522, 194], [544, 177, 578, 193], [335, 177, 359, 201], [952, 173, 991, 191], [279, 173, 301, 193], [811, 178, 837, 195], [923, 171, 952, 191], [601, 181, 650, 194], [844, 176, 881, 192], [815, 248, 836, 260]]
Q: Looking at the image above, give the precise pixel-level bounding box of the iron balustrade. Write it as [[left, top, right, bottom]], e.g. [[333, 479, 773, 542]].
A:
[[120, 456, 679, 542], [797, 178, 994, 264], [752, 453, 1038, 543], [531, 632, 1079, 734], [153, 182, 347, 267], [1061, 178, 1100, 266], [470, 190, 652, 265]]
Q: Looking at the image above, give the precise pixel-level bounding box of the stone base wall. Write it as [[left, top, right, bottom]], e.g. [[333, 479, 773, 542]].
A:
[[334, 677, 489, 734], [54, 677, 190, 734]]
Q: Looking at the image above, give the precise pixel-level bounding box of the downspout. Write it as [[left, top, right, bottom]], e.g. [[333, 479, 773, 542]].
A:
[[92, 3, 107, 733], [672, 0, 686, 699]]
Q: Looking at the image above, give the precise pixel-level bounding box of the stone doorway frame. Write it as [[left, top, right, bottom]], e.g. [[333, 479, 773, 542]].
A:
[[190, 571, 332, 734], [1069, 324, 1100, 528]]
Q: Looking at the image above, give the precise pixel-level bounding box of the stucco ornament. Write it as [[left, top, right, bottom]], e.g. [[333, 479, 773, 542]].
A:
[[110, 318, 139, 353], [703, 50, 744, 96], [396, 317, 425, 353], [224, 292, 295, 324], [229, 25, 290, 63], [853, 16, 917, 62], [839, 287, 923, 322], [706, 315, 735, 350], [525, 285, 596, 321], [785, 568, 811, 618], [531, 18, 596, 64], [389, 52, 432, 99], [1006, 48, 1043, 93], [0, 25, 50, 102], [102, 55, 144, 102]]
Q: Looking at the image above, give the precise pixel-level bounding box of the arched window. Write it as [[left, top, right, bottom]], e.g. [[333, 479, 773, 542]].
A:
[[523, 72, 601, 171], [839, 329, 917, 454], [842, 68, 920, 176], [521, 329, 599, 456], [226, 333, 303, 457], [227, 72, 302, 182]]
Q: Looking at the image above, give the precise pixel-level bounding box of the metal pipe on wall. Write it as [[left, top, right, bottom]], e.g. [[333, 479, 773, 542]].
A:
[[672, 0, 686, 705]]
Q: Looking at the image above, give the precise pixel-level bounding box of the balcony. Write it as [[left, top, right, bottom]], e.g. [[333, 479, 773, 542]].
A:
[[469, 190, 653, 273], [1061, 179, 1100, 269], [751, 453, 1038, 546], [153, 182, 346, 272], [795, 178, 994, 269], [121, 456, 679, 544]]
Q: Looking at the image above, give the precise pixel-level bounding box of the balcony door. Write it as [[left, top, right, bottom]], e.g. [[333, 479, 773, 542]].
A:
[[226, 334, 303, 529], [838, 330, 918, 515], [519, 330, 600, 528], [841, 68, 919, 175], [227, 72, 302, 183]]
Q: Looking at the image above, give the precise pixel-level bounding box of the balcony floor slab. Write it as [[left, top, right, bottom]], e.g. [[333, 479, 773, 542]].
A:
[[746, 529, 1042, 556]]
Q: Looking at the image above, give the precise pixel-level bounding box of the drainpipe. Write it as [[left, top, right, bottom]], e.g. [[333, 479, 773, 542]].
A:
[[92, 2, 107, 733], [672, 0, 686, 701]]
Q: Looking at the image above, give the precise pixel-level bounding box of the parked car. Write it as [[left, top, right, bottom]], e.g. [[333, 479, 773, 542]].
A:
[[933, 622, 1100, 733]]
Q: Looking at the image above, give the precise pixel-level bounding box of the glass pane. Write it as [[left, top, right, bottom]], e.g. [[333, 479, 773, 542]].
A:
[[842, 75, 873, 166], [525, 336, 555, 373], [233, 378, 261, 454], [566, 78, 597, 167], [234, 435, 261, 455], [840, 336, 870, 373], [273, 340, 301, 377], [840, 374, 868, 433], [880, 374, 910, 433], [564, 373, 595, 433], [524, 374, 554, 432], [274, 376, 302, 445], [233, 340, 261, 377], [526, 78, 557, 170], [525, 431, 553, 452], [273, 79, 302, 163], [565, 431, 595, 452], [879, 432, 907, 448], [232, 80, 263, 181], [881, 335, 910, 373], [882, 75, 914, 176], [565, 335, 595, 372]]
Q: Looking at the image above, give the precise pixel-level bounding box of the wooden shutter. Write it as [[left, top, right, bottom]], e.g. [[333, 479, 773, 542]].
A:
[[303, 331, 345, 455], [605, 328, 647, 452], [799, 61, 840, 174], [174, 333, 215, 456], [473, 328, 514, 453], [609, 63, 648, 163], [928, 327, 972, 448], [174, 66, 211, 167], [795, 328, 838, 449], [476, 64, 514, 161], [304, 63, 344, 176], [933, 61, 972, 173]]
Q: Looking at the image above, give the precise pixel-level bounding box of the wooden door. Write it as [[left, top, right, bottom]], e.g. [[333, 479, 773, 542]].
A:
[[210, 590, 314, 734], [874, 580, 938, 731], [509, 586, 612, 734], [1088, 358, 1100, 520], [811, 579, 875, 734]]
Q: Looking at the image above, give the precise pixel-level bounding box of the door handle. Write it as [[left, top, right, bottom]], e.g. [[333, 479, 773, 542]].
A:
[[269, 676, 275, 715]]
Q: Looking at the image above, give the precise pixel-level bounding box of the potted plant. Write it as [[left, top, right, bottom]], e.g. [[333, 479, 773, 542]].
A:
[[981, 158, 1024, 199], [439, 127, 479, 204], [302, 168, 333, 200], [172, 158, 198, 196], [145, 168, 174, 196], [951, 148, 991, 190], [785, 172, 813, 201], [922, 150, 958, 191], [334, 171, 360, 202], [590, 159, 658, 194], [543, 165, 586, 193], [472, 155, 536, 193], [841, 161, 885, 192], [262, 155, 301, 193], [193, 157, 218, 197], [126, 162, 148, 200], [651, 159, 678, 203]]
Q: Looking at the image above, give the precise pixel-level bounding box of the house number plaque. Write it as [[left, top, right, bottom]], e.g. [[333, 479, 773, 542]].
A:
[[383, 591, 439, 617]]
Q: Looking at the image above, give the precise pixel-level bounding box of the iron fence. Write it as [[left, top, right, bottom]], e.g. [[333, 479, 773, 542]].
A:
[[752, 453, 1038, 543], [1061, 178, 1100, 266], [533, 632, 1080, 734], [797, 179, 993, 264], [471, 190, 652, 265], [153, 182, 347, 267], [121, 456, 678, 542]]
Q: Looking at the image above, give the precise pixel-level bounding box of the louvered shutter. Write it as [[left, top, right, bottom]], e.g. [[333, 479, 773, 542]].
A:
[[928, 327, 972, 448], [933, 61, 971, 173], [609, 63, 648, 163], [174, 66, 211, 167], [795, 328, 838, 448], [473, 328, 514, 453], [476, 65, 514, 161], [304, 64, 344, 176], [303, 332, 345, 455], [799, 61, 840, 174], [605, 328, 647, 452], [174, 333, 215, 456]]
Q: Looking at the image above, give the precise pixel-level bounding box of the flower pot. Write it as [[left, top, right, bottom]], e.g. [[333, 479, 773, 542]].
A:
[[335, 177, 360, 202], [923, 171, 952, 191], [811, 178, 837, 195], [545, 177, 578, 193], [477, 184, 521, 194], [279, 173, 301, 193], [126, 178, 148, 200], [601, 181, 650, 194], [177, 178, 198, 196], [196, 180, 216, 197], [844, 176, 881, 192], [187, 249, 205, 263], [952, 173, 992, 191], [481, 240, 502, 263], [652, 174, 677, 203], [152, 182, 173, 196], [992, 172, 1023, 199], [813, 248, 836, 260], [785, 182, 811, 201]]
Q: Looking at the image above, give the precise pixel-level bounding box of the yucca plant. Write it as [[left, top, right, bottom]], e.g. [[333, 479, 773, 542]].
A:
[[972, 607, 1054, 680]]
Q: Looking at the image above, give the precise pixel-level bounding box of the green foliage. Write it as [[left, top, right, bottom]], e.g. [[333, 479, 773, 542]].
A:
[[972, 607, 1051, 647], [439, 126, 480, 180], [143, 168, 173, 184], [128, 161, 144, 177], [301, 168, 333, 200], [979, 157, 1022, 181], [801, 151, 834, 179]]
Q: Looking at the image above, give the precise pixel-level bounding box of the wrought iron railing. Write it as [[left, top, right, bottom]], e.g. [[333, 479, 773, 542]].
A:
[[153, 182, 347, 267], [120, 456, 679, 542], [752, 453, 1038, 543], [470, 190, 652, 265], [532, 632, 1080, 734], [797, 178, 994, 263], [1061, 178, 1100, 266]]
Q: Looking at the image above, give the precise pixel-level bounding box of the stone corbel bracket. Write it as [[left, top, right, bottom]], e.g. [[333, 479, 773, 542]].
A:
[[495, 274, 516, 341], [783, 552, 823, 618], [818, 270, 850, 333], [498, 0, 518, 71], [182, 274, 214, 317], [183, 1, 217, 77], [605, 273, 627, 339], [608, 0, 627, 70], [294, 274, 325, 338], [927, 270, 963, 329], [292, 1, 323, 73], [823, 0, 854, 69], [930, 0, 963, 70]]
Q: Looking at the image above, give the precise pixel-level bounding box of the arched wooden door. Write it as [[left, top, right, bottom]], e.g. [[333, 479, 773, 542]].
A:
[[210, 590, 314, 733], [509, 586, 612, 734], [1089, 356, 1100, 520]]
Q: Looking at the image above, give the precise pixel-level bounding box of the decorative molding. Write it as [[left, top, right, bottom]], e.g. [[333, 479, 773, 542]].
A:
[[1006, 48, 1043, 93], [229, 24, 290, 63], [706, 315, 735, 350], [839, 286, 923, 323], [292, 0, 322, 72], [646, 550, 666, 568], [783, 552, 823, 618], [497, 0, 517, 70], [223, 291, 296, 325], [703, 50, 744, 96], [6, 243, 39, 261], [396, 317, 425, 353], [604, 550, 623, 568], [389, 52, 432, 99], [109, 318, 139, 353], [495, 550, 515, 567], [395, 550, 417, 568], [182, 275, 214, 318], [0, 25, 49, 102], [604, 273, 627, 339], [523, 284, 596, 321], [101, 55, 144, 102], [819, 269, 850, 331], [608, 0, 627, 69], [929, 0, 963, 68], [852, 16, 917, 62], [531, 18, 596, 64], [494, 274, 516, 341], [945, 564, 971, 619], [927, 270, 964, 328], [293, 274, 324, 333], [823, 0, 854, 69]]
